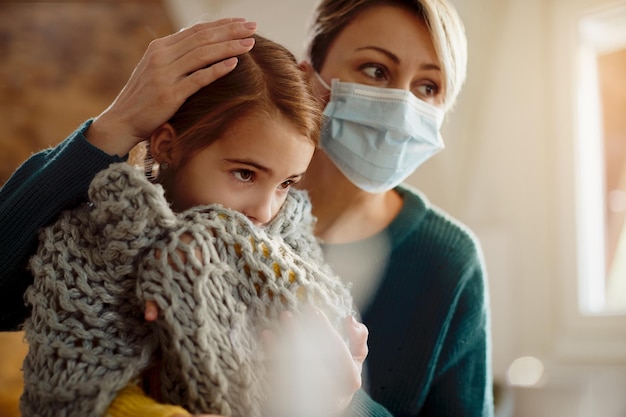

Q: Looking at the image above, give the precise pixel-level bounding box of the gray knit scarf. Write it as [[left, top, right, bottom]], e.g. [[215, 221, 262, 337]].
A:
[[20, 163, 354, 417]]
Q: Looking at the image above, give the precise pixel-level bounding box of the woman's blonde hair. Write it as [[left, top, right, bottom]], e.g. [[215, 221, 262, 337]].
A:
[[305, 0, 467, 111]]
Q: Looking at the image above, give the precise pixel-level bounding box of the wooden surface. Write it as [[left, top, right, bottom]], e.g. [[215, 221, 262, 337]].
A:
[[0, 2, 173, 415], [0, 333, 28, 417]]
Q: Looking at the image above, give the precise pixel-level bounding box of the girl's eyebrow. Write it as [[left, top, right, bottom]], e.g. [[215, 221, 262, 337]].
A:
[[355, 46, 441, 71], [223, 158, 307, 179], [223, 158, 271, 174], [286, 172, 307, 179]]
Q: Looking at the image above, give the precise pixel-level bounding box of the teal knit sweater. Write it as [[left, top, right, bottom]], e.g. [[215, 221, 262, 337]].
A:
[[336, 185, 494, 416], [0, 120, 494, 417]]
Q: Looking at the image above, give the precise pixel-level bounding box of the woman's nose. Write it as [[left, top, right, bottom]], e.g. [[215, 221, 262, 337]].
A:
[[388, 80, 412, 91], [389, 76, 413, 92]]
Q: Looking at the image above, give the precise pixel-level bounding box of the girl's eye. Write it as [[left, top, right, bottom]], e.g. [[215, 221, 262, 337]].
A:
[[233, 169, 254, 182], [279, 179, 295, 190], [361, 64, 388, 81]]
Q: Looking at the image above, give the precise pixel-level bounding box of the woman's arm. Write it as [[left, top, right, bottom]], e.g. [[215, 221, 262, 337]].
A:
[[348, 389, 394, 417], [0, 120, 120, 330], [0, 18, 257, 331], [420, 254, 493, 416]]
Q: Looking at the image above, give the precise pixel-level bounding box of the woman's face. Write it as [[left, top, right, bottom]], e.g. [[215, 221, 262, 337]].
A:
[[168, 112, 315, 225], [315, 4, 444, 108]]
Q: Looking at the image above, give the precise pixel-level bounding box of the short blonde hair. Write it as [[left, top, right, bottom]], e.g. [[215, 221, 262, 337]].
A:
[[305, 0, 467, 111]]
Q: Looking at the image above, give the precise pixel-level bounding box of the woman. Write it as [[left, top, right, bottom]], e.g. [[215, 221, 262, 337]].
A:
[[1, 1, 493, 415], [299, 1, 492, 416]]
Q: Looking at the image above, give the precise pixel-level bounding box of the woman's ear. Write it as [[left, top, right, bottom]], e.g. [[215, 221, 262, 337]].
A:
[[149, 123, 176, 166], [299, 61, 330, 105], [299, 61, 315, 80]]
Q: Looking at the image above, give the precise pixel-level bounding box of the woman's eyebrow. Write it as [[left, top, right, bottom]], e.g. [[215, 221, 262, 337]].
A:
[[355, 46, 441, 71], [356, 46, 400, 64]]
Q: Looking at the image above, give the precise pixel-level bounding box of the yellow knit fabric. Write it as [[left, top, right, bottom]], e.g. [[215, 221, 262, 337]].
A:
[[105, 384, 190, 417]]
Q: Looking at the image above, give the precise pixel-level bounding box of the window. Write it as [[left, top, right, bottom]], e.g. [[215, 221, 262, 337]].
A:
[[551, 0, 626, 363], [577, 5, 626, 315]]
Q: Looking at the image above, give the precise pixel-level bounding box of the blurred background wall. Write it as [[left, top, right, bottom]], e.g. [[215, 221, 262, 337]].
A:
[[1, 1, 625, 416], [0, 2, 173, 416]]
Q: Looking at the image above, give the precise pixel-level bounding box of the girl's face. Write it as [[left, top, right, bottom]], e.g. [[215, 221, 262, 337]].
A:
[[162, 112, 315, 225], [314, 4, 444, 108]]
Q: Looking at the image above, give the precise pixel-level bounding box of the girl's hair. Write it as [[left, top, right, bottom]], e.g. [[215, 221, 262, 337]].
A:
[[144, 33, 322, 171], [305, 0, 467, 111]]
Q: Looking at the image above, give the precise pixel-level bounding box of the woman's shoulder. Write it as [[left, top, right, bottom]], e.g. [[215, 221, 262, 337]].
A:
[[394, 185, 477, 244], [388, 185, 485, 291], [392, 184, 481, 256]]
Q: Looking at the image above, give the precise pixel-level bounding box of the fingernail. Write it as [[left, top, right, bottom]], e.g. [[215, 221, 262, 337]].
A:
[[244, 21, 257, 29], [239, 38, 255, 47], [222, 57, 238, 68]]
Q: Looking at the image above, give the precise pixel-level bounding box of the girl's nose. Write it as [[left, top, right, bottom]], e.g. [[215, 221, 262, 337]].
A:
[[244, 193, 276, 226]]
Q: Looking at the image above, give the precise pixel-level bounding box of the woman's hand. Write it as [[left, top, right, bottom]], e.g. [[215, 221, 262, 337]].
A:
[[343, 314, 369, 403], [319, 310, 369, 411], [264, 309, 369, 415], [86, 18, 257, 156], [146, 304, 368, 415], [153, 304, 369, 410]]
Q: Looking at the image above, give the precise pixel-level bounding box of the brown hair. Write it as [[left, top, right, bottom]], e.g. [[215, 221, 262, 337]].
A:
[[305, 0, 467, 110], [144, 33, 322, 171]]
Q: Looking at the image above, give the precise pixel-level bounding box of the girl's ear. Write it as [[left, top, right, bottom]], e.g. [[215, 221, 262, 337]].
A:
[[149, 123, 177, 166]]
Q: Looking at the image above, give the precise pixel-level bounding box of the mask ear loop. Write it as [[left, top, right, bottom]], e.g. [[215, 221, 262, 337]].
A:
[[314, 71, 332, 91]]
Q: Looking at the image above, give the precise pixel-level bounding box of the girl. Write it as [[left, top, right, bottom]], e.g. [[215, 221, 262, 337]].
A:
[[19, 34, 360, 417]]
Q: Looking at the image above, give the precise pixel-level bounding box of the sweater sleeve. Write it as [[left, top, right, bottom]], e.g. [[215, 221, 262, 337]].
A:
[[349, 256, 493, 417], [105, 383, 190, 417], [348, 389, 394, 417], [420, 247, 494, 417], [0, 119, 125, 330]]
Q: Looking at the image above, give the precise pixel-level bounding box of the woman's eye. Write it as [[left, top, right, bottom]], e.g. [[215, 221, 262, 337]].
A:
[[233, 169, 254, 182], [361, 64, 388, 81], [415, 83, 439, 98]]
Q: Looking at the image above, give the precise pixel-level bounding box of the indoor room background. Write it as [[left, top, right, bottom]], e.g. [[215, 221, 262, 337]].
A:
[[0, 0, 625, 416]]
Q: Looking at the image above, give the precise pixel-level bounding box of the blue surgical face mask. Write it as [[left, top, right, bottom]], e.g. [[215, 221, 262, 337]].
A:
[[316, 74, 445, 193]]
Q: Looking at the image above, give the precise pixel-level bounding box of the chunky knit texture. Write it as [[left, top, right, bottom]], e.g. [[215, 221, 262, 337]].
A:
[[21, 162, 354, 417]]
